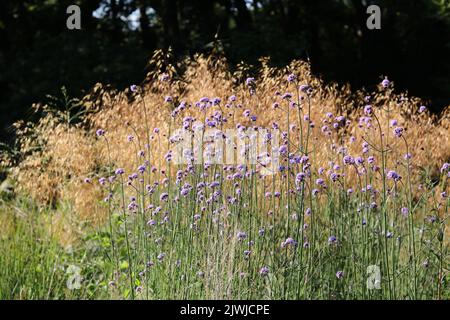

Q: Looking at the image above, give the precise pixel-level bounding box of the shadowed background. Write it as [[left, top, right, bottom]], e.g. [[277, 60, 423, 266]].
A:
[[1, 0, 450, 143]]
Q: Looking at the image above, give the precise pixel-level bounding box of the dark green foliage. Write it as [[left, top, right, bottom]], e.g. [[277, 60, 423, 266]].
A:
[[1, 0, 450, 142]]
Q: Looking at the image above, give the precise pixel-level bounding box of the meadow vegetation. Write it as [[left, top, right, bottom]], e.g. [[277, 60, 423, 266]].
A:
[[1, 51, 449, 299]]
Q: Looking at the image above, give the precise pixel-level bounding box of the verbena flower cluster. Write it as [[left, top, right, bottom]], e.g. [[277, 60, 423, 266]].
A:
[[11, 53, 449, 299], [88, 71, 449, 299]]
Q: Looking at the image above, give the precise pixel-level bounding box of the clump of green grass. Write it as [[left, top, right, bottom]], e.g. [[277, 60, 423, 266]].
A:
[[0, 199, 114, 299]]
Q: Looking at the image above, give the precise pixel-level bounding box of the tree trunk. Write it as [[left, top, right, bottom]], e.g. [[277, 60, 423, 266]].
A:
[[161, 0, 181, 52], [234, 0, 252, 31]]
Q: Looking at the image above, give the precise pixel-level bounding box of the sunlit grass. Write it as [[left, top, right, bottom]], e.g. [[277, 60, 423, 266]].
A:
[[1, 51, 449, 299]]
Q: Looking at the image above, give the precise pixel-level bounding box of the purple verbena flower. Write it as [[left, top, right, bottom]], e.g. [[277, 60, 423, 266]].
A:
[[282, 237, 297, 248], [328, 236, 337, 245], [245, 77, 255, 86], [287, 74, 297, 82], [237, 231, 247, 241], [381, 77, 391, 88], [259, 266, 269, 276], [281, 92, 292, 100], [316, 178, 325, 186], [393, 127, 404, 138], [343, 155, 355, 165], [157, 253, 166, 261], [387, 170, 401, 181], [364, 105, 373, 115], [401, 207, 409, 216], [160, 193, 169, 201]]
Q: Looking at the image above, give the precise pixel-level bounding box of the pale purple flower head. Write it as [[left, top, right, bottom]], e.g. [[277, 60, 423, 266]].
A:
[[328, 236, 337, 245], [401, 207, 409, 216], [245, 77, 255, 86], [343, 155, 355, 165], [137, 165, 146, 174], [355, 156, 364, 165], [281, 237, 297, 248], [419, 105, 427, 113], [364, 105, 373, 115], [381, 77, 391, 88], [237, 231, 247, 241], [393, 127, 404, 138], [387, 170, 401, 181], [299, 84, 311, 93], [157, 253, 166, 261], [259, 266, 269, 276], [96, 129, 105, 137], [282, 92, 292, 100], [287, 74, 297, 82], [279, 145, 288, 155], [160, 193, 169, 201], [336, 271, 344, 279], [296, 172, 306, 182], [329, 172, 339, 182]]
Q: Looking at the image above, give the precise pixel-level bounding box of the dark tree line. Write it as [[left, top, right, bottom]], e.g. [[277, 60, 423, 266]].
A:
[[1, 0, 450, 142]]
